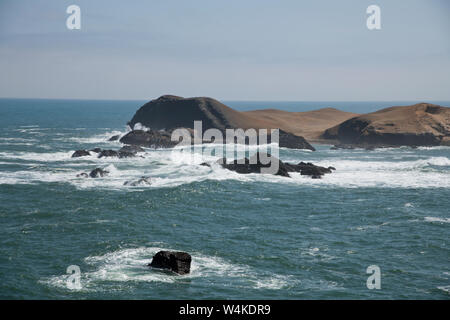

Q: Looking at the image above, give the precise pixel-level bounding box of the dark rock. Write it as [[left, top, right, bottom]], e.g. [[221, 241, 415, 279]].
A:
[[123, 176, 152, 186], [90, 148, 102, 153], [328, 166, 336, 171], [200, 162, 211, 167], [71, 150, 90, 158], [97, 149, 136, 159], [149, 251, 192, 275], [89, 168, 109, 178], [108, 135, 120, 141], [76, 172, 88, 178], [286, 161, 332, 177], [119, 130, 178, 148]]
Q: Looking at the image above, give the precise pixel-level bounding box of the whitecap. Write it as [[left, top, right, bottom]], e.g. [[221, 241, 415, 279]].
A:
[[437, 285, 450, 293], [424, 217, 450, 224]]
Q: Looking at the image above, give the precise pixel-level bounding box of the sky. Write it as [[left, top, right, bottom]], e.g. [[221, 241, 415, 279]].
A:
[[0, 0, 449, 101]]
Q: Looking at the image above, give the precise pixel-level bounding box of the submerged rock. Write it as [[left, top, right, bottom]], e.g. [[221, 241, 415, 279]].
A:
[[149, 251, 192, 275], [89, 168, 109, 178], [71, 150, 90, 158], [123, 176, 152, 186], [108, 135, 120, 141]]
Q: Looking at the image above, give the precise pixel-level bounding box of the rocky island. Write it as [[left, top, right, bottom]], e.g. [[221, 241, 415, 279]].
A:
[[124, 96, 449, 149], [322, 103, 450, 148]]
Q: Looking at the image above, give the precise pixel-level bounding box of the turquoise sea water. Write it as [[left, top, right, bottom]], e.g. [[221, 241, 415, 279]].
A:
[[0, 99, 449, 299]]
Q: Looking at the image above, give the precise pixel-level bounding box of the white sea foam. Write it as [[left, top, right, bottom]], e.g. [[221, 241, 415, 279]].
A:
[[424, 217, 450, 224], [1, 141, 449, 189], [0, 137, 38, 142], [437, 285, 450, 293], [0, 151, 73, 162], [251, 274, 299, 290], [42, 246, 294, 291]]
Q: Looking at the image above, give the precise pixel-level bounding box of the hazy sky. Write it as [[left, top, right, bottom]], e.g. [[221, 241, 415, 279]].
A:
[[0, 0, 449, 100]]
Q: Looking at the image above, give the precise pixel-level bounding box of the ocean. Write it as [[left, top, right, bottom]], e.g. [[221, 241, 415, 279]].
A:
[[0, 98, 449, 299]]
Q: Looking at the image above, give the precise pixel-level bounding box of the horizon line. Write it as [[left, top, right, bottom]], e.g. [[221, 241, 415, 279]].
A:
[[1, 97, 450, 103]]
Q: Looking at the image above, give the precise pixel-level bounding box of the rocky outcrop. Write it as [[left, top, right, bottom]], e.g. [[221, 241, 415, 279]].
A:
[[217, 152, 334, 178], [284, 161, 334, 179], [72, 150, 90, 158], [219, 153, 291, 177], [322, 103, 450, 147], [149, 251, 192, 275]]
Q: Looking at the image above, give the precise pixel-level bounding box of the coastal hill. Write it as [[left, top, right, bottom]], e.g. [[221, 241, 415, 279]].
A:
[[127, 95, 274, 132], [322, 103, 450, 147]]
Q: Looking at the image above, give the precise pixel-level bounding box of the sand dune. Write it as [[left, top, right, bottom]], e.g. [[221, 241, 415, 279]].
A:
[[244, 108, 359, 141]]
